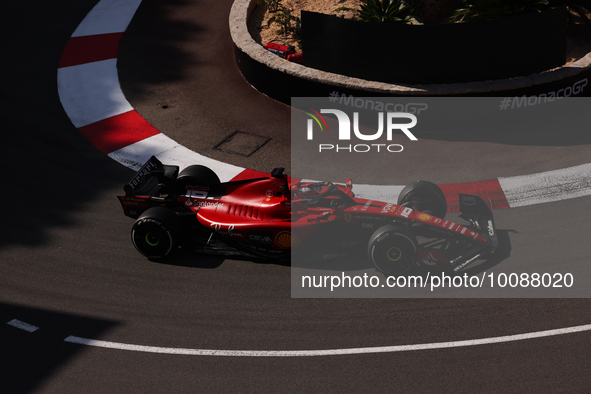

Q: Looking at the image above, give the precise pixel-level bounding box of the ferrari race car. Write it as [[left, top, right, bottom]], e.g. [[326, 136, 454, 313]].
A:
[[118, 156, 499, 275]]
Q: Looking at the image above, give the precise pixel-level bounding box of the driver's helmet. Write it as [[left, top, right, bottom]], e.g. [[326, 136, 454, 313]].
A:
[[294, 186, 316, 200]]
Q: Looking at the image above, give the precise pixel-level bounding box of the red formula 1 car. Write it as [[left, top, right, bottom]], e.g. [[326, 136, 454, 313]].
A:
[[118, 156, 499, 275]]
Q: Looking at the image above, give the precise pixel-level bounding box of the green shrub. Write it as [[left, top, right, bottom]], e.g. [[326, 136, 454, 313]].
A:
[[336, 0, 413, 23], [450, 0, 551, 22], [268, 10, 301, 37], [257, 0, 281, 13]]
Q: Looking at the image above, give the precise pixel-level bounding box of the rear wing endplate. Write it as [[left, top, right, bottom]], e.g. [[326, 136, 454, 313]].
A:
[[124, 156, 179, 196]]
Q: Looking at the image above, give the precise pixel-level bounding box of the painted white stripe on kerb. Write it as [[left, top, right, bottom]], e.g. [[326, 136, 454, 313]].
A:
[[354, 163, 591, 206], [108, 134, 245, 181], [499, 163, 591, 208], [7, 319, 39, 333], [64, 323, 591, 357], [352, 184, 404, 202], [72, 0, 143, 37], [58, 59, 133, 128]]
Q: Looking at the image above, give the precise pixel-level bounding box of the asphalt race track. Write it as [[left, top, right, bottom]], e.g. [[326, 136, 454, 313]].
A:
[[3, 0, 591, 392]]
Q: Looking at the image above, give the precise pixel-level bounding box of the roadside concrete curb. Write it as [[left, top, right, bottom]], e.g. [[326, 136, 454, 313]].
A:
[[229, 0, 591, 95]]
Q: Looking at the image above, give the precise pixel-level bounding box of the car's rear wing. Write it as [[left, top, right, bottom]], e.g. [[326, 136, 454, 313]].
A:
[[123, 156, 179, 196], [459, 194, 498, 249]]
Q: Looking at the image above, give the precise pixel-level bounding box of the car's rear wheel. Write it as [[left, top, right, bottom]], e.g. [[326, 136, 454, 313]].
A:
[[175, 165, 220, 195], [397, 180, 447, 219], [131, 207, 182, 259], [368, 224, 418, 276]]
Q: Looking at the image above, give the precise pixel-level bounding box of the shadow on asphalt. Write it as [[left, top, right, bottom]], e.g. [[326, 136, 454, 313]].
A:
[[1, 0, 135, 251], [0, 302, 118, 393], [117, 0, 205, 98]]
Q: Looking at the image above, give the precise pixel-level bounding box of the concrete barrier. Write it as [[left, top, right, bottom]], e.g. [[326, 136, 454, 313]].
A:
[[229, 0, 591, 101]]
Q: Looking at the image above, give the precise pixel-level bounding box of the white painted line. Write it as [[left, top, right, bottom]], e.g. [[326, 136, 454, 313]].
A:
[[58, 59, 133, 128], [499, 162, 591, 208], [72, 0, 143, 37], [64, 323, 591, 357], [7, 319, 39, 333]]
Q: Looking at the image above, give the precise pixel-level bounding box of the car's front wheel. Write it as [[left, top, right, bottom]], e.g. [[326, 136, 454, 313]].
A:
[[368, 224, 418, 276]]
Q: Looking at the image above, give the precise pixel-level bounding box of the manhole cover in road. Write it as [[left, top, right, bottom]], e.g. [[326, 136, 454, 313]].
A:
[[213, 131, 271, 157]]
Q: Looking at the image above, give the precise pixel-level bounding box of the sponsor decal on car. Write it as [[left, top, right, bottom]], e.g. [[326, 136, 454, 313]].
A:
[[127, 159, 158, 190], [453, 254, 480, 272], [354, 215, 387, 221], [449, 255, 463, 265], [396, 206, 413, 218], [275, 231, 299, 249], [247, 231, 273, 245], [417, 213, 431, 221], [185, 199, 223, 208], [341, 241, 360, 248], [210, 223, 243, 238], [487, 220, 495, 236], [461, 195, 477, 206], [119, 196, 150, 207], [322, 252, 347, 260], [185, 186, 209, 199], [381, 203, 395, 213]]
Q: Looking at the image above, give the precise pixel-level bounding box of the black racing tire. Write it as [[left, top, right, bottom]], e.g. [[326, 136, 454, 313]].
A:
[[175, 165, 220, 195], [131, 207, 182, 259], [397, 180, 447, 219], [368, 224, 419, 276]]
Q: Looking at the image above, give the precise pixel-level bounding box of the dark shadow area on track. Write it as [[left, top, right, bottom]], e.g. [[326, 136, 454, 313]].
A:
[[148, 249, 225, 269], [2, 2, 128, 390], [147, 248, 292, 269], [117, 0, 204, 98], [1, 0, 136, 251], [1, 118, 133, 250], [0, 302, 118, 393]]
